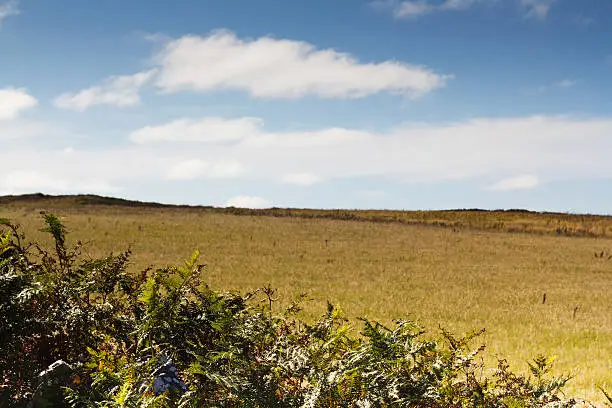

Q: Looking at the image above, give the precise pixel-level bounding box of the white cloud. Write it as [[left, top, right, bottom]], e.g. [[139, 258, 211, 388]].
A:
[[572, 15, 594, 27], [554, 79, 578, 88], [243, 127, 371, 149], [1, 170, 116, 195], [54, 70, 156, 111], [225, 195, 271, 209], [374, 0, 554, 20], [443, 0, 483, 9], [165, 159, 208, 180], [130, 117, 263, 144], [165, 159, 244, 180], [130, 117, 373, 149], [373, 0, 491, 18], [358, 190, 386, 197], [0, 147, 164, 196], [520, 0, 554, 20], [393, 1, 434, 17], [0, 88, 38, 120], [54, 31, 449, 107], [281, 172, 323, 186], [153, 30, 450, 99], [536, 79, 578, 93], [10, 114, 612, 204], [0, 0, 19, 24], [0, 120, 49, 140], [209, 161, 244, 179], [126, 114, 612, 187], [487, 175, 540, 191]]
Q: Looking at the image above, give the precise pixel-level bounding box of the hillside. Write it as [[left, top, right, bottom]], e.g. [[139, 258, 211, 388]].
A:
[[2, 193, 611, 238], [2, 193, 612, 403]]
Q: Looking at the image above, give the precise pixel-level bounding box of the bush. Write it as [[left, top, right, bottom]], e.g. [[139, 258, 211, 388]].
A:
[[0, 215, 586, 407]]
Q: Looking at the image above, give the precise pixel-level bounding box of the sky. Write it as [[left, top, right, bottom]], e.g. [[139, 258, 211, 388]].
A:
[[2, 0, 612, 212]]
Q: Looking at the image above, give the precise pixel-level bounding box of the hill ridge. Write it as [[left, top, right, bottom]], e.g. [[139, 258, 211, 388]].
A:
[[2, 193, 611, 239], [0, 192, 595, 216]]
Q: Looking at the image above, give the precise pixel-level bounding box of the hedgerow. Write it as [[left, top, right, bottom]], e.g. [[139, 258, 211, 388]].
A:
[[0, 214, 595, 407]]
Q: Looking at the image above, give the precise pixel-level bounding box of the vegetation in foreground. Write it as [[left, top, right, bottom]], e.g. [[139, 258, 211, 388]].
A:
[[2, 215, 601, 407], [2, 194, 612, 403]]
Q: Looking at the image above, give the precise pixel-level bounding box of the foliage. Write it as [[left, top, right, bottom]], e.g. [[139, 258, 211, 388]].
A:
[[0, 215, 587, 407]]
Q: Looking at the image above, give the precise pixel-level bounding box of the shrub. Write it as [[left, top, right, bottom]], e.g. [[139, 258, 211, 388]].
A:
[[0, 215, 584, 407]]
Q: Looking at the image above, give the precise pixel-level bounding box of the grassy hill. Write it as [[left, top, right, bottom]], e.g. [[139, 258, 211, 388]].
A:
[[2, 193, 611, 403], [3, 192, 612, 238]]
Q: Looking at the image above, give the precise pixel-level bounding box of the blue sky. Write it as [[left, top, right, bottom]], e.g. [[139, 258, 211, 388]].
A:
[[2, 0, 612, 213]]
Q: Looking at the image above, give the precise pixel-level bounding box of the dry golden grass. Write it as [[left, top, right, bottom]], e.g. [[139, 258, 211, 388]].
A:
[[2, 194, 612, 403]]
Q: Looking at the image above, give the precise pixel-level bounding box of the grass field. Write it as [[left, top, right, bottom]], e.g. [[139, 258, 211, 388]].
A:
[[1, 194, 611, 403]]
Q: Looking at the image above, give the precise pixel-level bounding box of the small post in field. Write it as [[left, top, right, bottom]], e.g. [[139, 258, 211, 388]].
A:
[[573, 306, 578, 319], [542, 293, 546, 305]]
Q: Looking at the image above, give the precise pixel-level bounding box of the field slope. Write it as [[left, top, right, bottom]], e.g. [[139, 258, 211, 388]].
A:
[[1, 193, 611, 403]]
